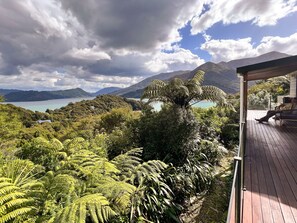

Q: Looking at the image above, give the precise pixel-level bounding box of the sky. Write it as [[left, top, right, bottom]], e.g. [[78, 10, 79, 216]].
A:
[[0, 0, 297, 92]]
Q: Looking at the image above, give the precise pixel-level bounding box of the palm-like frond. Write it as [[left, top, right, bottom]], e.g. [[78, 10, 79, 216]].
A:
[[197, 86, 226, 102], [59, 149, 120, 184], [112, 148, 142, 180], [141, 69, 229, 109], [67, 150, 103, 169], [51, 193, 116, 223], [0, 159, 39, 188], [129, 160, 168, 186], [190, 70, 204, 84], [89, 177, 136, 213], [198, 86, 234, 110], [63, 137, 90, 155], [43, 173, 79, 206], [0, 178, 38, 223], [141, 80, 167, 102]]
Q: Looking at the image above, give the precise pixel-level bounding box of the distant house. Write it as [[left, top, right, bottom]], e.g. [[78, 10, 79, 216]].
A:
[[37, 120, 52, 124]]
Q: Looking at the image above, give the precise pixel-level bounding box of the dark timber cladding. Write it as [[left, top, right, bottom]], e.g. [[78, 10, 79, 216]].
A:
[[237, 55, 297, 81]]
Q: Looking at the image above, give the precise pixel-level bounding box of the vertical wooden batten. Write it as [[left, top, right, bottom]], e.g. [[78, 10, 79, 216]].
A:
[[289, 72, 297, 97]]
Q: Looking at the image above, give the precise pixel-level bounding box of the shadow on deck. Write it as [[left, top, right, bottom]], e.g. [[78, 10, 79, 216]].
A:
[[242, 110, 297, 223]]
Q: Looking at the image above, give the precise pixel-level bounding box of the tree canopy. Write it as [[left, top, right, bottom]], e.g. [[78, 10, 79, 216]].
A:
[[141, 70, 229, 109]]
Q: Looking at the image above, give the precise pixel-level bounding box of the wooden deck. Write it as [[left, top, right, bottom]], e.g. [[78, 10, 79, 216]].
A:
[[242, 110, 297, 223]]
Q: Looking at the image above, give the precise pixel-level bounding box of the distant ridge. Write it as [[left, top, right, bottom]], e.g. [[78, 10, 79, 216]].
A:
[[114, 51, 291, 96], [1, 51, 291, 101], [93, 87, 122, 96], [0, 89, 22, 96], [113, 70, 190, 98], [4, 88, 91, 102]]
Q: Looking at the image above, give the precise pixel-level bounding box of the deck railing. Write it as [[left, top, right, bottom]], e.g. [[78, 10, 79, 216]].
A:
[[226, 121, 246, 223]]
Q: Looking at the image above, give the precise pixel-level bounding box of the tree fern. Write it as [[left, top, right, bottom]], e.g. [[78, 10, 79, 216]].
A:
[[129, 160, 168, 186], [60, 150, 120, 180], [88, 176, 136, 213], [142, 70, 232, 109], [111, 148, 142, 180], [0, 177, 39, 223], [51, 193, 116, 223]]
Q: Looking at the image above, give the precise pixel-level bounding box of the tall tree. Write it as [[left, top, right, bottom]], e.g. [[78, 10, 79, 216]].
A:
[[141, 70, 229, 109]]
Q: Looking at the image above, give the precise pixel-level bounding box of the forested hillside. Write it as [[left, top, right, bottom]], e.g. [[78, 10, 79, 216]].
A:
[[0, 75, 239, 223], [3, 88, 92, 102]]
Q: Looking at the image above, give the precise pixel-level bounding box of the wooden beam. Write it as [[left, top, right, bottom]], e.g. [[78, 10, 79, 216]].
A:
[[237, 55, 297, 81]]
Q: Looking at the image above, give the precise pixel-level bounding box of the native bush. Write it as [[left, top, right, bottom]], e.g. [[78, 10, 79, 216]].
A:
[[137, 105, 200, 166]]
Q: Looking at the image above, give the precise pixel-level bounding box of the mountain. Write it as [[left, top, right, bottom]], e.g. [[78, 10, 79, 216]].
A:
[[0, 89, 22, 96], [174, 62, 239, 93], [4, 88, 91, 102], [113, 70, 190, 98], [93, 87, 122, 96], [115, 51, 290, 96]]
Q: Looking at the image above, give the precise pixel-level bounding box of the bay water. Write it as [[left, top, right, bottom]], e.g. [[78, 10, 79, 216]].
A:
[[2, 97, 215, 112]]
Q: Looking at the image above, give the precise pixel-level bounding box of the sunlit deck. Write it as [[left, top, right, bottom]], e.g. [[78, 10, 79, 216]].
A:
[[241, 110, 297, 223]]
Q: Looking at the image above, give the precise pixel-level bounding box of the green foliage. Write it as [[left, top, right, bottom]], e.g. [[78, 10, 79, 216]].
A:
[[16, 137, 63, 170], [248, 90, 270, 110], [247, 76, 290, 110], [198, 140, 223, 165], [51, 193, 116, 223], [4, 88, 91, 102], [0, 160, 43, 223], [0, 110, 23, 153], [249, 76, 290, 102], [193, 106, 239, 148], [99, 108, 136, 133], [105, 128, 138, 159], [47, 95, 137, 120], [142, 70, 231, 109], [0, 90, 238, 222], [137, 105, 200, 166]]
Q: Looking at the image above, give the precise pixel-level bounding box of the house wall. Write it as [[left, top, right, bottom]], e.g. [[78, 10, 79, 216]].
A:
[[290, 74, 297, 97]]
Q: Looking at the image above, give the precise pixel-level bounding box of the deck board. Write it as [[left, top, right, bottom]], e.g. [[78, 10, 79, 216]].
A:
[[241, 110, 297, 223]]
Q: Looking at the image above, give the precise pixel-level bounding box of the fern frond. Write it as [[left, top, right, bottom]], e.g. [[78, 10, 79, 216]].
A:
[[191, 70, 205, 84], [112, 148, 142, 180], [53, 193, 116, 223], [0, 207, 33, 223], [141, 80, 166, 100], [130, 160, 168, 185], [91, 177, 136, 211]]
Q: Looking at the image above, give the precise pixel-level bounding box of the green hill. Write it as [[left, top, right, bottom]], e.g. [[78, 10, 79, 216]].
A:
[[4, 88, 91, 102], [46, 95, 142, 120]]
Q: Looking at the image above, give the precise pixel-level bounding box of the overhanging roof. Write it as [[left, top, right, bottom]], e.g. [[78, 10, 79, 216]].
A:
[[237, 55, 297, 81]]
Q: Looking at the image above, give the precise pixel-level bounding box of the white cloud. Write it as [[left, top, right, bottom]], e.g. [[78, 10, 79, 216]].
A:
[[146, 47, 205, 73], [19, 0, 82, 39], [191, 0, 297, 34], [201, 32, 297, 61], [0, 66, 144, 92], [256, 33, 297, 55], [67, 47, 111, 61], [201, 37, 257, 61]]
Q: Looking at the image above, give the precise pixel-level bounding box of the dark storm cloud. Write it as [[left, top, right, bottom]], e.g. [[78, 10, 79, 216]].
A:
[[0, 0, 204, 91], [0, 1, 85, 75], [59, 0, 200, 51]]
